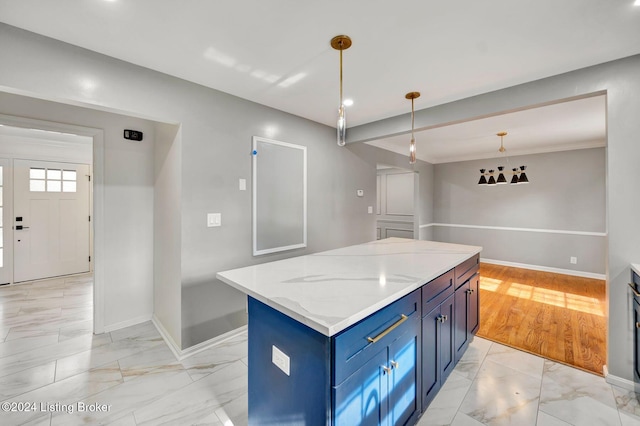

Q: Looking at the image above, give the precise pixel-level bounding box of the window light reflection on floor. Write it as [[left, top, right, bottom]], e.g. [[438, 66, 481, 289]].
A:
[[480, 277, 605, 316]]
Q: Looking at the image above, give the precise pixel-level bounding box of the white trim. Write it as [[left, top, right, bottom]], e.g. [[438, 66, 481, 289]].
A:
[[152, 314, 182, 360], [179, 325, 248, 360], [152, 314, 247, 361], [252, 136, 307, 256], [103, 314, 152, 333], [481, 258, 606, 280], [419, 222, 606, 237], [604, 366, 640, 392]]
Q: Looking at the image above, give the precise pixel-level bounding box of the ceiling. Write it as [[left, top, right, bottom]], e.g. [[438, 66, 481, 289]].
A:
[[0, 1, 637, 161]]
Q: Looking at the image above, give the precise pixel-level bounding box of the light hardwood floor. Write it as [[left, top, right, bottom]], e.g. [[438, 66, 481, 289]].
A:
[[477, 263, 607, 375]]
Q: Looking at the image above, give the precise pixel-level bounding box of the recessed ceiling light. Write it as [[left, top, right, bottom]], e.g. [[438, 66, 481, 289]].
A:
[[343, 99, 354, 106], [635, 0, 640, 5]]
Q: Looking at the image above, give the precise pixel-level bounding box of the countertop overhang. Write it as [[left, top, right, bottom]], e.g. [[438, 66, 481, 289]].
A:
[[217, 238, 482, 336]]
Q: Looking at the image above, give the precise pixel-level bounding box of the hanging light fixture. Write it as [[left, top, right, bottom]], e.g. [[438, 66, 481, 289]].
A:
[[477, 131, 530, 186], [331, 35, 352, 147], [405, 92, 421, 164]]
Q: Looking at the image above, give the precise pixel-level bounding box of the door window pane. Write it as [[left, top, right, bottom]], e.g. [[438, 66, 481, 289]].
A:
[[63, 170, 77, 181], [30, 180, 46, 192], [47, 169, 62, 180], [47, 180, 62, 192], [63, 181, 77, 193], [30, 168, 45, 179]]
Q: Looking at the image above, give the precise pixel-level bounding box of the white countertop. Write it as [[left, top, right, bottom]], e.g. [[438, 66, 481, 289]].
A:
[[632, 264, 640, 277], [217, 238, 482, 336]]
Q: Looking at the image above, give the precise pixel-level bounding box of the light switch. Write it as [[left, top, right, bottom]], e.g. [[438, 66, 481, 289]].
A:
[[272, 345, 290, 376], [239, 178, 247, 191], [368, 206, 373, 214], [207, 213, 221, 227]]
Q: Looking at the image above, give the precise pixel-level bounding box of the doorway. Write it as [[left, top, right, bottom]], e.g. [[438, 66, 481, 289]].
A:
[[375, 164, 419, 240]]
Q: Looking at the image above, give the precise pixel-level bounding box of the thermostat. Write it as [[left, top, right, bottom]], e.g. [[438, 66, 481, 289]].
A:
[[124, 129, 143, 141]]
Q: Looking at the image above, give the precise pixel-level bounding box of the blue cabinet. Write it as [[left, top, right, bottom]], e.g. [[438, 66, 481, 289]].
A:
[[246, 255, 480, 425], [334, 318, 421, 426], [421, 293, 454, 408], [631, 270, 640, 381], [454, 272, 479, 363]]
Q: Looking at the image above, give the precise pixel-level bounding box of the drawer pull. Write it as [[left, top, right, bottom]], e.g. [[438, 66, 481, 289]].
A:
[[629, 283, 640, 298], [382, 365, 392, 375], [367, 314, 408, 344], [390, 360, 399, 369]]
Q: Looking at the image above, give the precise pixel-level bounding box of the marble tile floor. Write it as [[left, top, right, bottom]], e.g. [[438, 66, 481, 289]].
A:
[[1, 275, 640, 425]]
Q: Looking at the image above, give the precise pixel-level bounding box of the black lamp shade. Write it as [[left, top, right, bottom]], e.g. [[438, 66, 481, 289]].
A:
[[518, 166, 529, 184], [510, 174, 519, 184], [487, 170, 496, 185], [478, 169, 487, 185], [496, 166, 507, 184]]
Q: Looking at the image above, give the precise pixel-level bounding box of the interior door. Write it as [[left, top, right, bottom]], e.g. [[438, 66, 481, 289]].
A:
[[13, 159, 90, 282], [0, 159, 11, 285]]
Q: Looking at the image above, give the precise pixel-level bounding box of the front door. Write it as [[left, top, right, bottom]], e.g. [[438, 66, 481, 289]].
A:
[[13, 159, 90, 282]]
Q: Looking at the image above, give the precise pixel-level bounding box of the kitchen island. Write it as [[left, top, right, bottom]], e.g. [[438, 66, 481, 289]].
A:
[[217, 238, 482, 425]]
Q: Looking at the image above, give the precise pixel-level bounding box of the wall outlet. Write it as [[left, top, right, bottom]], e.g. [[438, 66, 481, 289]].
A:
[[239, 178, 247, 191], [356, 189, 364, 197], [272, 345, 290, 376], [207, 213, 221, 227], [570, 256, 577, 264]]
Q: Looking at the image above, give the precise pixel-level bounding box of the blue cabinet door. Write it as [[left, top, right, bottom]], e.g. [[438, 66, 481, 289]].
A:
[[454, 280, 470, 363], [334, 347, 388, 426], [440, 294, 455, 381], [422, 293, 455, 409], [388, 320, 421, 426], [635, 299, 640, 380]]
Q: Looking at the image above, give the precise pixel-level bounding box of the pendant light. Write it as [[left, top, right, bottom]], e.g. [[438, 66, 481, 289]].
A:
[[477, 131, 529, 185], [331, 35, 352, 146], [496, 132, 508, 184], [405, 92, 420, 164]]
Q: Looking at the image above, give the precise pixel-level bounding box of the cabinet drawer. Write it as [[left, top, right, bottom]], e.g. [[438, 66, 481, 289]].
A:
[[422, 269, 455, 316], [333, 289, 420, 385], [455, 254, 479, 289]]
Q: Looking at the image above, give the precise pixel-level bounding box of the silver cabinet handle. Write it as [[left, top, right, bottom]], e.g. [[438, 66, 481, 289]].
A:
[[636, 322, 640, 329], [629, 283, 640, 297], [390, 360, 399, 369], [382, 365, 392, 375]]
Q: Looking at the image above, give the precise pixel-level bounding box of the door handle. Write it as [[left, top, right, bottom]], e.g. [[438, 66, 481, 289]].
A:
[[15, 226, 30, 230]]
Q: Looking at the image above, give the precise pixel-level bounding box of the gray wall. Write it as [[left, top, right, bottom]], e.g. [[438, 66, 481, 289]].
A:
[[0, 23, 382, 350], [350, 56, 640, 383], [153, 122, 182, 348], [432, 148, 606, 274]]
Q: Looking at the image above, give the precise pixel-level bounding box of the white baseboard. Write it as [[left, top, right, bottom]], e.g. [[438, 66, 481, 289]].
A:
[[103, 314, 152, 333], [151, 314, 182, 360], [604, 366, 640, 392], [152, 314, 247, 361], [481, 258, 606, 280], [179, 325, 248, 360]]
